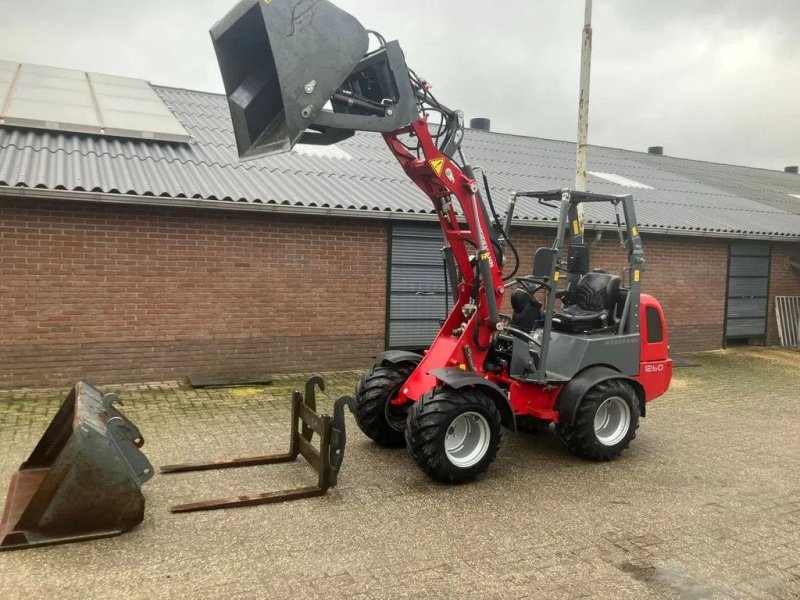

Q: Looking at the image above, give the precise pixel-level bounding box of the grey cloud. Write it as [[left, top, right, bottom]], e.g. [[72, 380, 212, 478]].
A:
[[0, 0, 796, 170]]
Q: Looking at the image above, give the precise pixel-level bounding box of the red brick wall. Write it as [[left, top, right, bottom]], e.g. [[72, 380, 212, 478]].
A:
[[507, 226, 729, 353], [768, 244, 800, 345], [2, 196, 796, 388], [0, 198, 388, 388]]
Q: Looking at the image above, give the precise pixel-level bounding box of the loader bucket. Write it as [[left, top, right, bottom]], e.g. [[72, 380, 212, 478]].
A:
[[0, 382, 154, 551], [210, 0, 369, 159]]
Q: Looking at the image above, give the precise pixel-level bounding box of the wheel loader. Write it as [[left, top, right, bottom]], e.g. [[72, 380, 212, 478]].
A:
[[208, 0, 673, 484], [1, 2, 675, 550]]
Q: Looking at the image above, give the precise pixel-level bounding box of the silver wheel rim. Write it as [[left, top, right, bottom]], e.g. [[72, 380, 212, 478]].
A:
[[594, 396, 631, 446], [445, 412, 491, 468]]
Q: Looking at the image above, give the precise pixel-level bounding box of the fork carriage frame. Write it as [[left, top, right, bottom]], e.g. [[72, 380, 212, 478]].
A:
[[161, 377, 352, 513]]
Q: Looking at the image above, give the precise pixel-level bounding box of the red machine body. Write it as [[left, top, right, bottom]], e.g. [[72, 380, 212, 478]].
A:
[[209, 0, 673, 483], [384, 119, 672, 419]]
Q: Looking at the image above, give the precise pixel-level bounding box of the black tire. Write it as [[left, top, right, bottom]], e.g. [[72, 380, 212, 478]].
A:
[[405, 386, 502, 484], [555, 379, 640, 461], [353, 362, 416, 448]]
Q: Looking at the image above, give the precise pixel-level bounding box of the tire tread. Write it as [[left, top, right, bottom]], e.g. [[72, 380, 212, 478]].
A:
[[405, 386, 502, 483], [556, 379, 640, 461], [353, 363, 416, 448]]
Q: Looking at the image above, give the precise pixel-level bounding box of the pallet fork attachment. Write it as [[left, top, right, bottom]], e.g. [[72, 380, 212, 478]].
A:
[[161, 377, 353, 512]]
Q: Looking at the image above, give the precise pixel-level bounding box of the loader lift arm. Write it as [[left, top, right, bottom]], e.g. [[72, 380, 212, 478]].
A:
[[208, 0, 513, 407], [381, 117, 508, 405]]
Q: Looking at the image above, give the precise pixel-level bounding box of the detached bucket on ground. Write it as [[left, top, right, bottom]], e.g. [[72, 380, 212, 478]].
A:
[[0, 381, 154, 551]]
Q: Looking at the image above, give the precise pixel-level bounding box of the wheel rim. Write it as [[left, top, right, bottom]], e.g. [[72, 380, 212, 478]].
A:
[[593, 396, 631, 446], [383, 375, 411, 432], [444, 412, 491, 468], [385, 399, 408, 431]]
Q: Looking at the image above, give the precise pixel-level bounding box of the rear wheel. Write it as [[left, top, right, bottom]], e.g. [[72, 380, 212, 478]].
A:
[[405, 386, 502, 484], [555, 379, 640, 461], [353, 362, 416, 448]]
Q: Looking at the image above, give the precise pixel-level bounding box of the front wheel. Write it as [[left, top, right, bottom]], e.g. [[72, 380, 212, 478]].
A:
[[555, 379, 640, 461], [353, 361, 416, 447], [405, 386, 502, 484]]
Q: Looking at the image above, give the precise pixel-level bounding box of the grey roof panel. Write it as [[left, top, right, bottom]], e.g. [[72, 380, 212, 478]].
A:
[[628, 152, 800, 215], [0, 83, 799, 238]]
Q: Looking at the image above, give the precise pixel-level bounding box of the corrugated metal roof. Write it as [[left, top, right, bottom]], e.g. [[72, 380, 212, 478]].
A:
[[1, 83, 799, 239]]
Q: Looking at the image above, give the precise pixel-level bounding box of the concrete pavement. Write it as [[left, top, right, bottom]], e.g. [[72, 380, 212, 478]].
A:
[[0, 348, 798, 599]]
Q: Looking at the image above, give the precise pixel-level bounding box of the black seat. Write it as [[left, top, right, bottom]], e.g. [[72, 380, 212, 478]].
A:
[[553, 272, 621, 333]]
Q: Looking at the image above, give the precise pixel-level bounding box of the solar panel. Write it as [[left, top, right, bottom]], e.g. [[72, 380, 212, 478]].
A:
[[0, 60, 19, 114], [0, 61, 190, 143], [89, 72, 190, 141], [9, 63, 99, 134]]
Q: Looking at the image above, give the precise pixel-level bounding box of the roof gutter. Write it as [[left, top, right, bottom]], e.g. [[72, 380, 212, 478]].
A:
[[1, 186, 798, 244]]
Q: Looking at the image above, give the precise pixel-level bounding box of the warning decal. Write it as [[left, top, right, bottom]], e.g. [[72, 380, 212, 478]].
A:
[[429, 158, 445, 176]]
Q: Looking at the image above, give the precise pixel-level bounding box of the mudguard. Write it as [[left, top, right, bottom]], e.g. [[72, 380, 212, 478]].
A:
[[428, 368, 516, 432], [379, 350, 424, 366], [556, 365, 646, 425]]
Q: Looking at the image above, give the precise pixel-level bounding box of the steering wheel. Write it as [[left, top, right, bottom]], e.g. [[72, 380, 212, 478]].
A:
[[515, 276, 547, 295]]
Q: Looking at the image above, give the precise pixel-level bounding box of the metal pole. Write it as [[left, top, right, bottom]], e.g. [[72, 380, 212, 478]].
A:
[[575, 0, 593, 232]]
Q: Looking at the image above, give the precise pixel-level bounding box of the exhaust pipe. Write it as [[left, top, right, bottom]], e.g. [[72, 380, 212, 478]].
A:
[[210, 0, 418, 159], [0, 382, 153, 551]]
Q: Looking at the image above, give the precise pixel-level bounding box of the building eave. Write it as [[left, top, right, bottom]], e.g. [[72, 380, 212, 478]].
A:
[[1, 186, 798, 243]]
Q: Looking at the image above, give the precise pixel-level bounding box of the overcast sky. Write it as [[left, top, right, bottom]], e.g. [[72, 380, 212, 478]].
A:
[[1, 0, 798, 170]]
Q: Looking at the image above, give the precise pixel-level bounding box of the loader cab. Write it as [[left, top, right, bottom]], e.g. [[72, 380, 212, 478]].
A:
[[498, 190, 650, 385], [509, 243, 614, 334]]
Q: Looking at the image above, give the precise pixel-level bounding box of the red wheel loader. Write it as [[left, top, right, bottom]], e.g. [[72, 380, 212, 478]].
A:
[[209, 0, 673, 484], [0, 0, 675, 550]]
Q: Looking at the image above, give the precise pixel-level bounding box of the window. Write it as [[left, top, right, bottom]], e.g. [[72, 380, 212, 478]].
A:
[[646, 307, 664, 344]]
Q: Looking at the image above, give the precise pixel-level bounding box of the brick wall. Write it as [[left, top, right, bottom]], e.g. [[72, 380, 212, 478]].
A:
[[767, 243, 800, 345], [1, 196, 796, 388], [0, 198, 388, 388]]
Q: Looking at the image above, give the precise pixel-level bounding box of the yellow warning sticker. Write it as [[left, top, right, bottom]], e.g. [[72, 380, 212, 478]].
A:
[[634, 270, 641, 282], [554, 271, 560, 282], [631, 227, 639, 237], [429, 158, 445, 176], [572, 220, 581, 236]]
